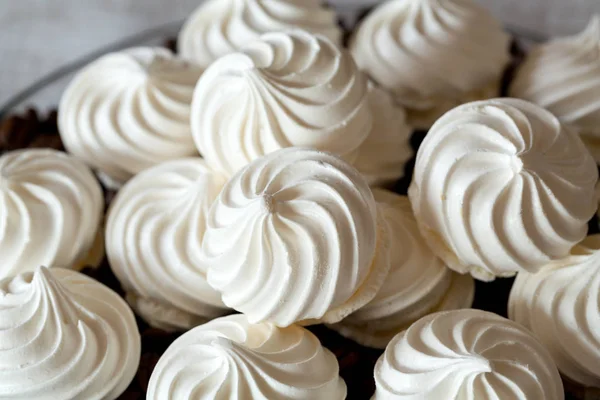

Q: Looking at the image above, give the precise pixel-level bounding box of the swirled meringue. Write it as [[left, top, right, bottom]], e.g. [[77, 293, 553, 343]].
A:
[[106, 158, 229, 331], [350, 0, 510, 129], [510, 16, 600, 162], [0, 149, 103, 279], [0, 267, 141, 400], [330, 190, 474, 349], [354, 85, 413, 188], [191, 30, 372, 178], [203, 148, 388, 326], [409, 98, 598, 281], [147, 314, 346, 400], [59, 47, 202, 188], [178, 0, 342, 68], [373, 309, 564, 400], [509, 234, 600, 388]]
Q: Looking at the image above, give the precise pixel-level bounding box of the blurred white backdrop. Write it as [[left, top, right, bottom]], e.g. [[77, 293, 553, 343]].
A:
[[1, 0, 599, 109]]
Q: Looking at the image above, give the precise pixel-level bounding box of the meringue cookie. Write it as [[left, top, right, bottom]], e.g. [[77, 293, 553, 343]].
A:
[[191, 30, 372, 178], [106, 158, 229, 331], [509, 234, 600, 388], [0, 149, 103, 279], [350, 0, 510, 129], [147, 314, 346, 400], [353, 85, 414, 188], [59, 47, 202, 188], [373, 309, 564, 400], [203, 148, 388, 326], [330, 190, 474, 349], [178, 0, 342, 68], [409, 98, 598, 281], [0, 267, 141, 400], [510, 16, 600, 162]]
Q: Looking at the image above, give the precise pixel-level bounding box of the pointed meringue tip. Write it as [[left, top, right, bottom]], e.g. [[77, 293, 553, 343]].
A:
[[474, 357, 494, 374], [583, 15, 600, 36], [34, 265, 53, 281]]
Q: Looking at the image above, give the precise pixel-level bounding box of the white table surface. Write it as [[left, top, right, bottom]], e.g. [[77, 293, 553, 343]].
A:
[[1, 0, 599, 111]]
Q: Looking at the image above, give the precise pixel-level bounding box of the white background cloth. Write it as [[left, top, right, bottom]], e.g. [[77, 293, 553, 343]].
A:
[[1, 0, 599, 111]]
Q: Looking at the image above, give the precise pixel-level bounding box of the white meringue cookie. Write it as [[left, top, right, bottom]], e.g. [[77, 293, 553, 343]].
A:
[[106, 158, 229, 331], [350, 0, 510, 129], [0, 149, 103, 279], [354, 85, 414, 188], [373, 309, 564, 400], [203, 148, 388, 326], [59, 47, 202, 188], [509, 234, 600, 388], [178, 0, 342, 68], [191, 30, 372, 178], [147, 314, 346, 400], [0, 267, 141, 400], [510, 16, 600, 162], [409, 98, 598, 281], [330, 190, 474, 349]]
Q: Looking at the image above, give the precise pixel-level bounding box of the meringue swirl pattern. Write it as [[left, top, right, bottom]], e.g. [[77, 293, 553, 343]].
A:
[[373, 309, 564, 400], [510, 16, 600, 162], [203, 148, 387, 326], [106, 158, 229, 331], [0, 149, 103, 279], [59, 47, 202, 188], [409, 98, 598, 281], [350, 0, 510, 129], [178, 0, 342, 68], [191, 30, 372, 178], [331, 191, 474, 349], [147, 314, 346, 400], [509, 234, 600, 388], [0, 267, 141, 400], [353, 85, 413, 188]]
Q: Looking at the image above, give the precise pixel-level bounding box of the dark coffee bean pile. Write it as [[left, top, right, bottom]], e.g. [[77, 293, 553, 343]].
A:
[[0, 109, 63, 153]]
